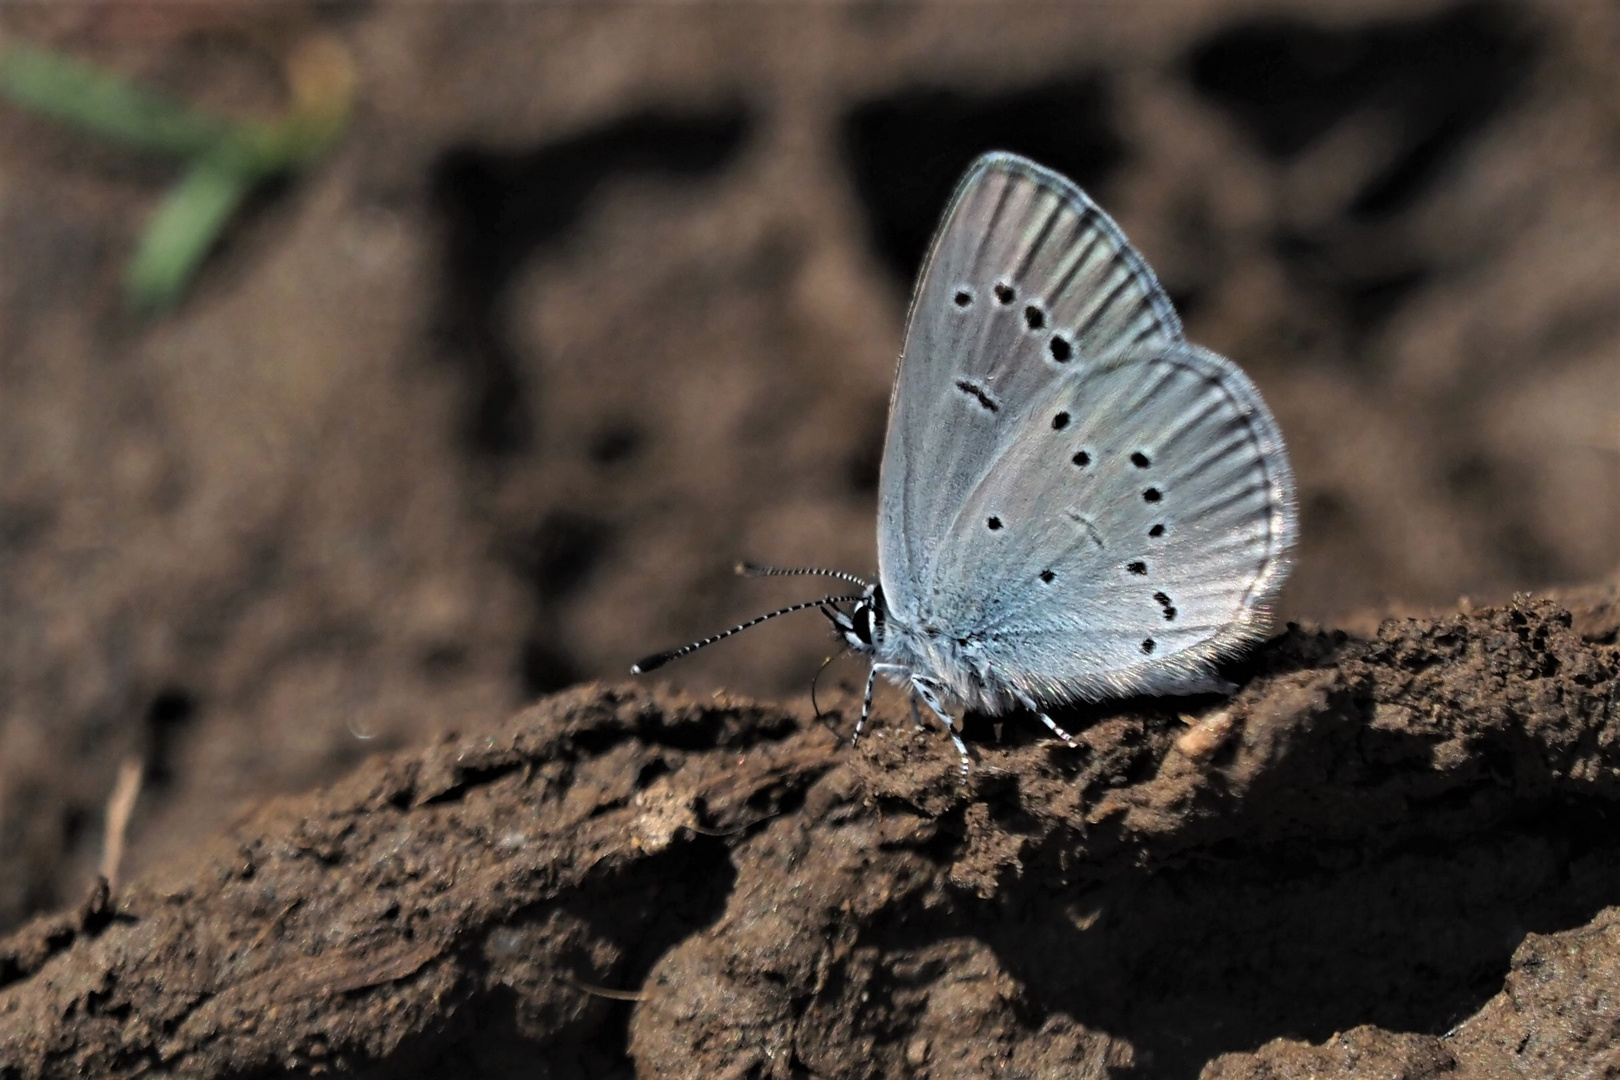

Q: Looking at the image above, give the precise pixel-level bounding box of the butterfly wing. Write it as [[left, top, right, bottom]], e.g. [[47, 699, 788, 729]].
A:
[[877, 154, 1183, 602], [924, 342, 1296, 701], [875, 152, 1294, 703]]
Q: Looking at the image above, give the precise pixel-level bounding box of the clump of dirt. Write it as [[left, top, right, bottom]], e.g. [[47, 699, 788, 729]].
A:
[[1, 593, 1616, 1079]]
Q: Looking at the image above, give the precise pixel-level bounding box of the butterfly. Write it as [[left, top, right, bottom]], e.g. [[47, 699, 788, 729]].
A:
[[635, 152, 1297, 774]]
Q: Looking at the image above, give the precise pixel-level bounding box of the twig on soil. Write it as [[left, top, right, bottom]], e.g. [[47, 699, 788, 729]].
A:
[[560, 973, 648, 1002], [681, 813, 781, 837], [246, 898, 302, 956], [99, 757, 143, 893]]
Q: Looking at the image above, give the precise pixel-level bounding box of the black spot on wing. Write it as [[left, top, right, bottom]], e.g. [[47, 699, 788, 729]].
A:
[[955, 379, 1000, 412], [1066, 511, 1105, 548]]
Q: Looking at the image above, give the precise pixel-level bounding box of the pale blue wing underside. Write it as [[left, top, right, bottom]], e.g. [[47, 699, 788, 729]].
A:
[[875, 152, 1295, 702], [877, 152, 1182, 598], [922, 342, 1295, 699]]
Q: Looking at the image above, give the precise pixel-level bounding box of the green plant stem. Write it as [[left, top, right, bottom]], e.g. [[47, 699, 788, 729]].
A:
[[0, 43, 234, 160], [124, 161, 253, 311], [0, 40, 353, 312]]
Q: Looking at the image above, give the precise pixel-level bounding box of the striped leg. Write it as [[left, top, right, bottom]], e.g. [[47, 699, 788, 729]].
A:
[[854, 663, 909, 746], [1015, 690, 1076, 745], [913, 687, 971, 777]]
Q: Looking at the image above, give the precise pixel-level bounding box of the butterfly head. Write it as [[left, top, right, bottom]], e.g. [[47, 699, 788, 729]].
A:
[[827, 583, 885, 655]]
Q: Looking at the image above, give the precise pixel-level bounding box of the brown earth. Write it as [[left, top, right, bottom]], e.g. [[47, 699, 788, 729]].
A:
[[1, 1, 1619, 1077], [3, 593, 1619, 1078]]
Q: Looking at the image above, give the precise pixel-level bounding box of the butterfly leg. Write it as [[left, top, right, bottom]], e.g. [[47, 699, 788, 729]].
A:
[[854, 663, 909, 746], [1014, 690, 1076, 746], [909, 695, 926, 731], [912, 682, 971, 777]]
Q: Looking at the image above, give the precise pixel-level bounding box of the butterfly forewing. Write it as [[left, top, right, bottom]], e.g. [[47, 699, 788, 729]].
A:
[[876, 152, 1295, 703], [878, 153, 1182, 616]]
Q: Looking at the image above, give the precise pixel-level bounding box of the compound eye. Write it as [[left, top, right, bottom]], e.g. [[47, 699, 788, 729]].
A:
[[852, 603, 873, 646]]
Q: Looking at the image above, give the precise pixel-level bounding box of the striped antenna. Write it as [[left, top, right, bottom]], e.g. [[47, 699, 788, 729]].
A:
[[735, 562, 870, 588], [631, 594, 864, 674]]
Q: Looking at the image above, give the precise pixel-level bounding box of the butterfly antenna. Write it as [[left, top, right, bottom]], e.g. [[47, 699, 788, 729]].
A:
[[632, 594, 864, 674], [736, 562, 870, 589]]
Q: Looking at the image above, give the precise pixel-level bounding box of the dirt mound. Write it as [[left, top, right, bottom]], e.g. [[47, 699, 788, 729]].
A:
[[2, 592, 1616, 1079]]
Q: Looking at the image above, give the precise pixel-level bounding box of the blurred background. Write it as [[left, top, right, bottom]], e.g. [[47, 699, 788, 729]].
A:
[[0, 0, 1616, 931]]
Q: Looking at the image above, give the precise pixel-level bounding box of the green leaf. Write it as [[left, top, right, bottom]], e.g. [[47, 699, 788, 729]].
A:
[[0, 43, 235, 160], [124, 160, 252, 312]]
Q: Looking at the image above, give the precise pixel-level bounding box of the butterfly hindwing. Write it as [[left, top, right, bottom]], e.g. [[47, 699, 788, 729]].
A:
[[923, 343, 1296, 700]]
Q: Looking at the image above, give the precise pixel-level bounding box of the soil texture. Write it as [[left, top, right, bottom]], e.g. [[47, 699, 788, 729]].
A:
[[3, 593, 1620, 1078]]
